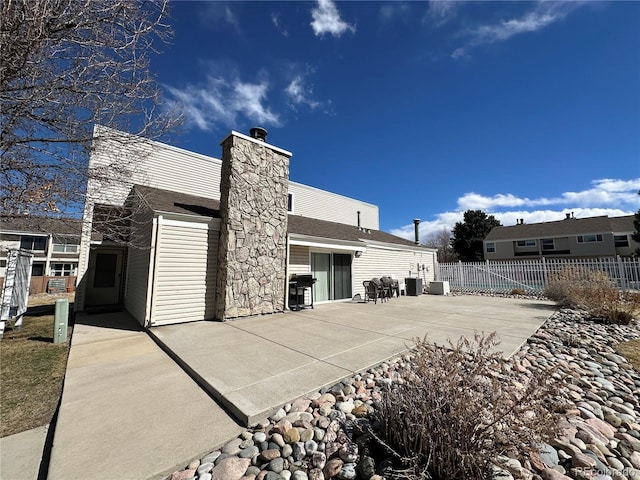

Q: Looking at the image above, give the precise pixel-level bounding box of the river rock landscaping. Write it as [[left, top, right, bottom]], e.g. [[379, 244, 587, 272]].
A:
[[167, 306, 640, 480]]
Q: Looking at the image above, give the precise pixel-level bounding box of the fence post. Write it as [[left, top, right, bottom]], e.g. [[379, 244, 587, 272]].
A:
[[53, 299, 69, 344], [486, 259, 492, 293], [617, 255, 627, 290], [541, 257, 547, 291]]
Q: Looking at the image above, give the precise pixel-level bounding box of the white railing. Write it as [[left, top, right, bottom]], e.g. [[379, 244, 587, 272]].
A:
[[0, 249, 34, 339], [436, 256, 640, 294]]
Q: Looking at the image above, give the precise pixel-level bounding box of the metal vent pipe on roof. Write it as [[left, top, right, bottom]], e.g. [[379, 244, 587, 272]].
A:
[[249, 127, 268, 142], [413, 218, 420, 244]]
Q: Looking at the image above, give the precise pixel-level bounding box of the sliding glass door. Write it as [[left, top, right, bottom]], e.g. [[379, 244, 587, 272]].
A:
[[311, 252, 352, 302]]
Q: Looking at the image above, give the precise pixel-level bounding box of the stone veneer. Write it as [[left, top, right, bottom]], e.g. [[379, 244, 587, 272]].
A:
[[215, 132, 291, 320]]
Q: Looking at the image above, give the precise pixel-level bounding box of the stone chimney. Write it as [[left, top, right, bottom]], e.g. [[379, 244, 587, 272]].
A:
[[215, 130, 292, 320]]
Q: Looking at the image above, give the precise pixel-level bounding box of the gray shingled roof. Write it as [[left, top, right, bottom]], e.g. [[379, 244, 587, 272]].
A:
[[485, 215, 630, 241], [609, 215, 634, 233], [134, 185, 221, 218], [135, 185, 422, 248], [0, 216, 82, 237]]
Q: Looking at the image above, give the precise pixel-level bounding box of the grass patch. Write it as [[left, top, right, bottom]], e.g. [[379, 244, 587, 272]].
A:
[[616, 339, 640, 371], [0, 294, 73, 437]]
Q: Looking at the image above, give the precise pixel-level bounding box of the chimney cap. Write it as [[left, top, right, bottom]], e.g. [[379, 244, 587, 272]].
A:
[[413, 218, 421, 225], [249, 127, 268, 142]]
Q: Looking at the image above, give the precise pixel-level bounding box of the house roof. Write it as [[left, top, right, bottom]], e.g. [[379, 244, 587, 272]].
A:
[[135, 185, 424, 249], [485, 215, 630, 242], [0, 215, 82, 237], [609, 215, 634, 233], [134, 185, 221, 218]]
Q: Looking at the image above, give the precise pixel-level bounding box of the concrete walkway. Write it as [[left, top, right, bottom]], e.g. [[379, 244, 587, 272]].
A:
[[0, 425, 48, 480], [151, 295, 556, 425], [47, 313, 244, 480], [45, 295, 554, 480]]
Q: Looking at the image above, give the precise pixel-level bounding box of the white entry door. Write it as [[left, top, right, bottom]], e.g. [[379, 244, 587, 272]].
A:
[[85, 248, 124, 306]]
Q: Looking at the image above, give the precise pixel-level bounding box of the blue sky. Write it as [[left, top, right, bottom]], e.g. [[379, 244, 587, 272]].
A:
[[153, 1, 640, 240]]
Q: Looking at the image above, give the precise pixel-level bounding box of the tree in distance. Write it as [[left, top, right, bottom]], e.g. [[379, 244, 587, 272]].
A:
[[451, 210, 502, 262], [423, 228, 459, 263]]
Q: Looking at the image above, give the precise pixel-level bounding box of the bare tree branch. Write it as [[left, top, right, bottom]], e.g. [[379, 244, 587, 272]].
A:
[[1, 0, 181, 221]]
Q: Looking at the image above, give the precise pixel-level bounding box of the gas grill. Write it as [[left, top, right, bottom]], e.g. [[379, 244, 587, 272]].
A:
[[288, 274, 316, 311]]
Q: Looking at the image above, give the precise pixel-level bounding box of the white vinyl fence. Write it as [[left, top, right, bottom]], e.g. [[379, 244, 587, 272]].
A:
[[437, 256, 640, 294]]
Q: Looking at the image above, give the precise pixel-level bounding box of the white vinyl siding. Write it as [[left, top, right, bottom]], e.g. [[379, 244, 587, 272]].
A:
[[150, 219, 220, 326], [288, 244, 310, 277], [352, 245, 436, 297], [88, 125, 222, 207], [123, 207, 154, 325], [288, 183, 379, 230]]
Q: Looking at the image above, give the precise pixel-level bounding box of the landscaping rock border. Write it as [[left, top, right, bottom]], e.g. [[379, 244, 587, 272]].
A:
[[168, 307, 640, 480]]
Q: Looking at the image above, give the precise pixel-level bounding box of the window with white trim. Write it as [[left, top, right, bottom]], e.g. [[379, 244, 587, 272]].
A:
[[20, 236, 46, 251], [485, 242, 495, 253], [52, 238, 79, 253], [287, 193, 294, 213], [541, 238, 555, 250], [614, 235, 629, 247], [577, 234, 603, 243], [516, 240, 536, 247], [51, 263, 77, 276]]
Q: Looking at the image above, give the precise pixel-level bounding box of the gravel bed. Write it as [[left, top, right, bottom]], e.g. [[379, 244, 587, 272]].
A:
[[167, 306, 640, 480]]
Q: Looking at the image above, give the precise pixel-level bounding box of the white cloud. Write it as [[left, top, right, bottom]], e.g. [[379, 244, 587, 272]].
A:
[[271, 13, 288, 37], [425, 0, 458, 27], [391, 178, 640, 242], [310, 0, 356, 38], [165, 74, 280, 131], [285, 76, 321, 110], [452, 2, 583, 59]]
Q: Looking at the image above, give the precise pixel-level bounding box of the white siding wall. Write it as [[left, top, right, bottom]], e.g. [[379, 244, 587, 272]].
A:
[[89, 126, 378, 227], [122, 207, 154, 326], [288, 183, 379, 230], [89, 125, 221, 207], [150, 219, 220, 325], [288, 244, 310, 277], [352, 245, 437, 297]]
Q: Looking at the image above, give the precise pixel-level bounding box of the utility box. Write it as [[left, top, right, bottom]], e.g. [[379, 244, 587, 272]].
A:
[[429, 281, 450, 295], [405, 278, 422, 296], [53, 299, 69, 344]]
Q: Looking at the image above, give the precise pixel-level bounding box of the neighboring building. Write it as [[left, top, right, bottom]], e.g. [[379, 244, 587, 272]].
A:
[[76, 126, 436, 326], [483, 213, 638, 260], [0, 216, 82, 292]]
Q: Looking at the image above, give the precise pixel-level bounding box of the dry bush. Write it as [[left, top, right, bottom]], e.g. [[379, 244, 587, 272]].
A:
[[510, 288, 526, 296], [545, 267, 638, 325], [374, 333, 560, 480]]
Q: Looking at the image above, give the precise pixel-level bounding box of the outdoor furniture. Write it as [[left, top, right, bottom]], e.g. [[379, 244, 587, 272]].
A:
[[380, 276, 395, 298], [289, 274, 316, 310], [391, 275, 405, 296], [364, 278, 388, 304]]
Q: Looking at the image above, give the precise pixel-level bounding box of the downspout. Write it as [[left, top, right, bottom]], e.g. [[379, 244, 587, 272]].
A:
[[284, 234, 290, 311], [145, 215, 162, 328]]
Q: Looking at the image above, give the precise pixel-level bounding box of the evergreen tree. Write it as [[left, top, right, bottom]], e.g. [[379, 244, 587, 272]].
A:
[[451, 210, 502, 261]]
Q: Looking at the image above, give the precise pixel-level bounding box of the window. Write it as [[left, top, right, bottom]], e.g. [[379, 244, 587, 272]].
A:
[[485, 242, 495, 253], [541, 239, 555, 250], [577, 234, 603, 243], [51, 263, 77, 276], [20, 236, 46, 251], [52, 239, 79, 253], [287, 193, 294, 213], [31, 262, 45, 276], [516, 240, 536, 247], [614, 235, 629, 248]]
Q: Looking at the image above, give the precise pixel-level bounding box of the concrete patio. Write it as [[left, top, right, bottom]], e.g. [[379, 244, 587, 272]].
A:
[[150, 294, 556, 426], [46, 294, 555, 480]]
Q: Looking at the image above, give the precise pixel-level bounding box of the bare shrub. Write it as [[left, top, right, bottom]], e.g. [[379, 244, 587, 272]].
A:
[[374, 333, 560, 480], [510, 288, 526, 296], [545, 267, 638, 325]]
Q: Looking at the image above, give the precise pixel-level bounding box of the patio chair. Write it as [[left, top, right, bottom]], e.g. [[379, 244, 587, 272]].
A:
[[380, 276, 394, 299], [363, 279, 386, 304]]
